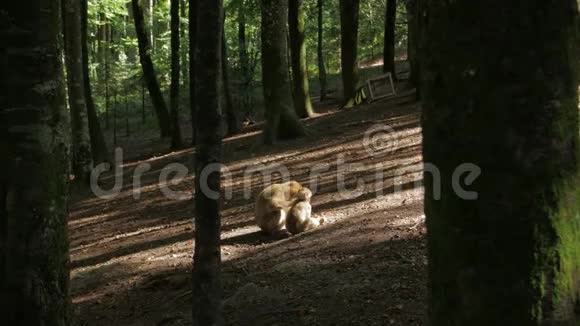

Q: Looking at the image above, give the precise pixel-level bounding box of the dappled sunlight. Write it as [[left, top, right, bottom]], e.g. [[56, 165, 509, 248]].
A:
[[70, 91, 427, 325]]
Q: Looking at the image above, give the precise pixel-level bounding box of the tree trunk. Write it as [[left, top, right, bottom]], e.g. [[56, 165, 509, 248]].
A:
[[192, 0, 224, 325], [407, 0, 420, 92], [339, 0, 360, 106], [170, 0, 184, 149], [64, 0, 93, 185], [237, 1, 251, 116], [383, 0, 396, 78], [316, 0, 327, 101], [289, 0, 314, 118], [0, 1, 71, 324], [180, 0, 189, 88], [81, 0, 110, 165], [132, 0, 172, 138], [421, 1, 579, 324], [189, 0, 199, 145], [260, 0, 306, 144], [222, 22, 241, 136]]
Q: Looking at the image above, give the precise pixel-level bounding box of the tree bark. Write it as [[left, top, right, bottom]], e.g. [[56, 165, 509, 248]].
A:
[[237, 1, 251, 115], [180, 0, 188, 88], [421, 1, 579, 324], [289, 0, 314, 118], [339, 0, 360, 105], [170, 0, 184, 149], [407, 0, 420, 92], [383, 0, 396, 78], [316, 0, 327, 102], [81, 0, 110, 165], [132, 0, 172, 138], [192, 0, 224, 325], [222, 21, 241, 136], [64, 0, 93, 184], [0, 1, 71, 324], [260, 0, 306, 144], [189, 0, 199, 145]]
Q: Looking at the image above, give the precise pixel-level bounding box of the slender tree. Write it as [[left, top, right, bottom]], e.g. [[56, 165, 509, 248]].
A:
[[180, 0, 189, 88], [237, 0, 251, 115], [81, 0, 109, 164], [189, 0, 199, 144], [316, 0, 327, 101], [132, 0, 172, 138], [289, 0, 314, 118], [260, 0, 306, 144], [339, 0, 360, 105], [192, 0, 224, 324], [0, 1, 71, 324], [170, 0, 184, 149], [422, 0, 579, 324], [222, 21, 241, 136], [64, 0, 93, 184], [382, 0, 396, 78], [407, 0, 420, 91]]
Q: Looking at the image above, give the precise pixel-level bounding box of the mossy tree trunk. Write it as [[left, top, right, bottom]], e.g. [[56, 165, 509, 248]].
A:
[[64, 0, 93, 185], [180, 0, 188, 88], [81, 0, 110, 165], [0, 1, 71, 324], [339, 0, 360, 105], [170, 0, 184, 149], [192, 0, 224, 325], [289, 0, 314, 118], [317, 0, 327, 102], [421, 1, 579, 324], [383, 0, 396, 78], [132, 0, 172, 138], [189, 0, 199, 145], [260, 0, 306, 144]]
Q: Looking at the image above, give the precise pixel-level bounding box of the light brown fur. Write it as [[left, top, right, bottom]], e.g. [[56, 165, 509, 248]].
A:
[[254, 181, 305, 235], [285, 188, 325, 235]]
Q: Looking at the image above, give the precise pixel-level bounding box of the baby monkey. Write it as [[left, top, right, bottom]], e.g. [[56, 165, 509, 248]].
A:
[[285, 188, 325, 235]]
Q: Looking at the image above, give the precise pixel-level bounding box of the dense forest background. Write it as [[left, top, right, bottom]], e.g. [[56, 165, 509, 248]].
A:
[[85, 0, 406, 133]]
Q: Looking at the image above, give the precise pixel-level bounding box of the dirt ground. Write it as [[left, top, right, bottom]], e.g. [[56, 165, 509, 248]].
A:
[[70, 84, 427, 325]]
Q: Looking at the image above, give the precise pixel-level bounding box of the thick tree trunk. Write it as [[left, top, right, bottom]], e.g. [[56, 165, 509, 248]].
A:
[[289, 0, 314, 118], [260, 0, 306, 144], [81, 0, 109, 164], [192, 0, 224, 325], [132, 0, 171, 138], [316, 0, 327, 102], [339, 0, 360, 105], [222, 23, 241, 136], [170, 0, 184, 149], [189, 0, 199, 145], [421, 1, 579, 324], [383, 0, 396, 78], [0, 1, 71, 324], [64, 0, 93, 185]]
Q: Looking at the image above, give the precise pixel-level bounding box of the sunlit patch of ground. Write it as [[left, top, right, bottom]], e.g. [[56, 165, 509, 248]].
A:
[[71, 87, 427, 325]]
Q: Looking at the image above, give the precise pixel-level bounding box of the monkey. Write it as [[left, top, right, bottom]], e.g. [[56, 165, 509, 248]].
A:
[[285, 188, 326, 235], [254, 181, 306, 235]]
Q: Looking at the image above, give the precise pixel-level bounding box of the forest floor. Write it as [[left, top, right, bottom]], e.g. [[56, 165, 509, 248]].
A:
[[70, 81, 427, 325]]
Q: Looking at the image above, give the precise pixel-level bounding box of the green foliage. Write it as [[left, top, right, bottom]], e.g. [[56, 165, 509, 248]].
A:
[[85, 0, 410, 125]]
